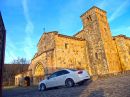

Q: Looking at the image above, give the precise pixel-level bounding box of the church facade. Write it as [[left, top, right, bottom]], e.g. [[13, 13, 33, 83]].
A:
[[15, 6, 130, 85]]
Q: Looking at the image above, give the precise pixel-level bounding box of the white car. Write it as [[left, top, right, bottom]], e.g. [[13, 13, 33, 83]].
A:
[[38, 69, 90, 91]]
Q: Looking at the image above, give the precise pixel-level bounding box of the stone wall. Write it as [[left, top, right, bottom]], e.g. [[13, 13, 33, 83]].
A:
[[94, 7, 122, 73], [54, 34, 91, 74], [30, 32, 92, 76], [29, 32, 56, 84], [30, 32, 57, 75], [114, 35, 130, 71], [15, 74, 23, 86], [15, 70, 32, 86], [37, 32, 57, 56], [75, 7, 109, 75], [30, 49, 54, 76]]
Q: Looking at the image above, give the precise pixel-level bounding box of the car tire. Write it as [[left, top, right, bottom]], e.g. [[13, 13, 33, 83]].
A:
[[39, 83, 46, 91], [65, 78, 75, 87]]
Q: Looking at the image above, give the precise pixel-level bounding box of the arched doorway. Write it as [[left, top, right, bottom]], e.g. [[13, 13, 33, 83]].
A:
[[24, 76, 30, 86], [34, 62, 45, 84]]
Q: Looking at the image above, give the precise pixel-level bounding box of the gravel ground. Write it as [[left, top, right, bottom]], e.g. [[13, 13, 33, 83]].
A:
[[3, 74, 130, 97]]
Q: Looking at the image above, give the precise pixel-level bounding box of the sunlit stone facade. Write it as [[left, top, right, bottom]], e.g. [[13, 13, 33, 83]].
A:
[[15, 6, 130, 85]]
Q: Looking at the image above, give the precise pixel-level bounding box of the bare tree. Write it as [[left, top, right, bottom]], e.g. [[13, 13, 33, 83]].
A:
[[3, 58, 30, 86], [12, 57, 30, 64]]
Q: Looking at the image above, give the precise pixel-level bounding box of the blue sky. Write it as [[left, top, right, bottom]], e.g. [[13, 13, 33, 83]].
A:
[[0, 0, 130, 63]]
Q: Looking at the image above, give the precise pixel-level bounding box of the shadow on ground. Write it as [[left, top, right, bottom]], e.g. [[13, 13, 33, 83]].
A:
[[87, 89, 105, 97]]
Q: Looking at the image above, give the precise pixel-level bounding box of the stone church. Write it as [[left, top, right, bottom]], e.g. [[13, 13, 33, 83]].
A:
[[15, 6, 130, 86]]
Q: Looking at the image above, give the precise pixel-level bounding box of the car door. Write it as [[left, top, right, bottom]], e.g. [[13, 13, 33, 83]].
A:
[[49, 71, 64, 87], [46, 70, 70, 87], [55, 70, 70, 86], [53, 71, 63, 86], [46, 72, 58, 88]]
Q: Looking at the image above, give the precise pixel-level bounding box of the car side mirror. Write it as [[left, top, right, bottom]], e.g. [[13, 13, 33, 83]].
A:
[[47, 77, 49, 80]]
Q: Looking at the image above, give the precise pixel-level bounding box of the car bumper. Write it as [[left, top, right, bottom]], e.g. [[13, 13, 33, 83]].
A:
[[76, 75, 90, 83]]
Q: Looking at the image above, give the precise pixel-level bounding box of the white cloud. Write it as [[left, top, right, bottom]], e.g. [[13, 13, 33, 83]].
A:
[[5, 0, 37, 63], [22, 0, 35, 60], [5, 37, 36, 63], [23, 36, 36, 58], [109, 0, 129, 22], [5, 38, 17, 63], [22, 0, 34, 34]]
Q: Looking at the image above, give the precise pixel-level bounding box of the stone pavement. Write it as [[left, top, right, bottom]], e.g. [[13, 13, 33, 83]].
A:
[[3, 74, 130, 97]]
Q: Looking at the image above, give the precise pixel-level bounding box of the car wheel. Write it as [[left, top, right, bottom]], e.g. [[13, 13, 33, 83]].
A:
[[65, 78, 75, 87], [40, 83, 46, 91]]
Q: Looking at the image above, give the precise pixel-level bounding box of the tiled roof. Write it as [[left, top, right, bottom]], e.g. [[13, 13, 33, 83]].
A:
[[57, 33, 85, 41], [113, 35, 130, 40]]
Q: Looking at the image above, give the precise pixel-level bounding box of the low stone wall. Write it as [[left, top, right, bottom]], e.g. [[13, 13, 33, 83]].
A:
[[91, 70, 130, 81], [3, 81, 14, 86]]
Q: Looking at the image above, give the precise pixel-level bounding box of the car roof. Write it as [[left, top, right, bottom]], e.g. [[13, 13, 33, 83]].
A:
[[50, 69, 78, 74], [59, 68, 77, 71]]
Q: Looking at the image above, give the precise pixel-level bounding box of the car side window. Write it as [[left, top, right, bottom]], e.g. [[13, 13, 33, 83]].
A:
[[57, 70, 69, 76], [62, 70, 69, 75], [48, 70, 70, 78], [48, 72, 58, 79]]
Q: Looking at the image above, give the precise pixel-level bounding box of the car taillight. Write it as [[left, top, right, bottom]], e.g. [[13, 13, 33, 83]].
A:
[[78, 70, 83, 74]]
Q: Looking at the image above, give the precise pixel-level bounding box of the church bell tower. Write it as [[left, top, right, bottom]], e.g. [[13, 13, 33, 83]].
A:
[[75, 6, 121, 75]]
